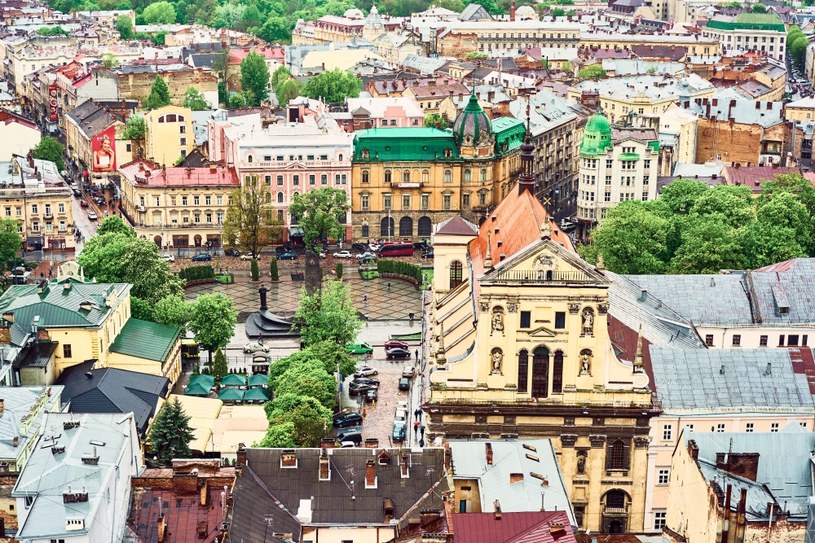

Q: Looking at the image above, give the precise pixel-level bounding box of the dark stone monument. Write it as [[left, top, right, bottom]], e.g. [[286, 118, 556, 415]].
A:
[[244, 282, 299, 339], [304, 249, 322, 294]]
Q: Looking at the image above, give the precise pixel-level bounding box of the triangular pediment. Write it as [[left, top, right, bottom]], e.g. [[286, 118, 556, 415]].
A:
[[528, 326, 557, 337], [480, 238, 610, 286]]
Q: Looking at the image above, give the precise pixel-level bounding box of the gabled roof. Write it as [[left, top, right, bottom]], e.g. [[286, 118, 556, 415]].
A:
[[452, 511, 575, 543], [435, 216, 478, 236], [56, 361, 169, 434], [64, 99, 121, 139], [0, 386, 63, 462], [108, 318, 181, 363]]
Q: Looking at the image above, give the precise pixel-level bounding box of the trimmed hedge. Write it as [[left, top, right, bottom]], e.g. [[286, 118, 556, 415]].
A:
[[377, 259, 422, 283], [179, 265, 215, 282]]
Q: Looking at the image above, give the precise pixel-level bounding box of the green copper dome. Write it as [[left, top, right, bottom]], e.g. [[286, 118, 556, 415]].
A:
[[453, 94, 493, 147], [580, 113, 612, 156]]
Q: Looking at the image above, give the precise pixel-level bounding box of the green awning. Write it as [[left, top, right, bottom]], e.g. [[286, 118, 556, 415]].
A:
[[218, 389, 244, 402], [185, 382, 211, 396], [248, 374, 268, 387], [243, 388, 270, 402], [220, 374, 246, 387], [189, 374, 215, 389]]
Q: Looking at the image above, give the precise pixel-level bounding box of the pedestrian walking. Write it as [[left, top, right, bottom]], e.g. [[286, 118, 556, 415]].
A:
[[415, 349, 419, 362], [387, 282, 392, 292], [414, 408, 420, 419], [413, 420, 420, 434], [363, 293, 368, 303], [419, 438, 425, 447], [417, 407, 422, 421], [420, 425, 425, 437]]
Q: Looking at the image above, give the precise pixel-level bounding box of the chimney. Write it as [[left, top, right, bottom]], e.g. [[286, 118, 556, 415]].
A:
[[400, 452, 410, 479], [639, 288, 648, 301], [510, 472, 524, 484], [365, 459, 377, 488], [715, 452, 760, 481], [688, 439, 699, 460], [281, 450, 297, 468], [12, 436, 18, 447], [320, 438, 336, 449], [0, 399, 4, 417], [236, 444, 247, 467], [510, 0, 516, 21], [319, 449, 330, 481], [485, 443, 493, 465], [364, 438, 379, 449], [494, 499, 502, 520]]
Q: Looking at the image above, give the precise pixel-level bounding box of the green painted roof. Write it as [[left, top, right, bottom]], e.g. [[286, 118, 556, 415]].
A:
[[353, 128, 460, 162], [580, 113, 612, 156], [706, 13, 785, 32], [109, 318, 181, 363], [0, 280, 131, 341], [453, 94, 492, 147], [493, 117, 526, 157], [243, 388, 270, 401]]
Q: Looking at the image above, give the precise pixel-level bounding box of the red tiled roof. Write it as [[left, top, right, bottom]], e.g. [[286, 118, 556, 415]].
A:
[[119, 160, 240, 188], [228, 46, 285, 65], [0, 108, 37, 130], [724, 166, 800, 193], [469, 184, 573, 276], [607, 314, 655, 386], [632, 44, 687, 61], [452, 511, 575, 543], [436, 216, 478, 236], [130, 488, 226, 543], [408, 82, 469, 99]]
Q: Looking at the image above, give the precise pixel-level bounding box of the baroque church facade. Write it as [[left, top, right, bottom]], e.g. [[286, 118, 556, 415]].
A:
[[425, 132, 657, 533]]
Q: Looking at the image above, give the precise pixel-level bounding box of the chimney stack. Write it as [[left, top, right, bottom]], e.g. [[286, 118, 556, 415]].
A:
[[365, 460, 377, 488], [688, 439, 699, 460], [494, 499, 502, 520], [510, 1, 516, 21], [400, 452, 409, 479], [319, 448, 330, 481], [485, 443, 493, 465]]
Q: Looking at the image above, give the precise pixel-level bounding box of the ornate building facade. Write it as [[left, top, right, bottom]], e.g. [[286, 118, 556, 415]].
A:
[[425, 133, 657, 533]]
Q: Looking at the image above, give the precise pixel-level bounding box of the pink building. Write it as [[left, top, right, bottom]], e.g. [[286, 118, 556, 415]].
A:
[[341, 96, 425, 131]]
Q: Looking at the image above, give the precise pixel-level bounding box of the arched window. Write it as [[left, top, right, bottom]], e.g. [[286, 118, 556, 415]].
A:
[[399, 216, 413, 237], [422, 170, 429, 183], [158, 115, 166, 123], [380, 216, 394, 237], [605, 490, 627, 509], [385, 170, 392, 184], [177, 115, 185, 122], [552, 350, 564, 393], [277, 192, 284, 203], [417, 216, 432, 237], [443, 169, 452, 183], [517, 349, 529, 393], [480, 168, 487, 182], [362, 170, 369, 183], [606, 439, 629, 471], [338, 154, 343, 162], [531, 346, 549, 398], [449, 260, 463, 289], [265, 192, 271, 204], [403, 170, 410, 183], [463, 169, 472, 182], [247, 155, 253, 163]]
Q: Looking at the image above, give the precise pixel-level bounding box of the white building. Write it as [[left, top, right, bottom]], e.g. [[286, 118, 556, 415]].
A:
[[12, 413, 142, 543], [576, 114, 660, 227], [701, 12, 787, 62]]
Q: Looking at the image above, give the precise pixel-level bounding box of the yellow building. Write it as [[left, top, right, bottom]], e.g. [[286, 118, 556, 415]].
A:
[[118, 160, 239, 251], [350, 96, 524, 240], [143, 105, 194, 166], [426, 141, 656, 533], [0, 263, 181, 388], [784, 96, 815, 123], [579, 32, 720, 57], [63, 100, 129, 185]]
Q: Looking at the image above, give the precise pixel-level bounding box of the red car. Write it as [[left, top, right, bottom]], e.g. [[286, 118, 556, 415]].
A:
[[79, 200, 89, 208], [384, 340, 409, 350]]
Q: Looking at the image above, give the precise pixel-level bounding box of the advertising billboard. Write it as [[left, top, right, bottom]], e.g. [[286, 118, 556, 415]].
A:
[[48, 85, 58, 122], [91, 125, 116, 172]]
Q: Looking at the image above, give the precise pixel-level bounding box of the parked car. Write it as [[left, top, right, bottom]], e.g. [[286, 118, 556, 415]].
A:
[[224, 248, 240, 257], [336, 429, 363, 446], [161, 254, 175, 262], [356, 251, 375, 261], [275, 245, 292, 255], [351, 377, 380, 387], [243, 342, 270, 354], [402, 366, 415, 378], [347, 342, 373, 355], [72, 188, 82, 197], [394, 409, 407, 423], [396, 401, 409, 412], [413, 241, 430, 251], [191, 253, 212, 261], [278, 251, 297, 260], [332, 411, 363, 428], [421, 251, 434, 259], [365, 388, 378, 403], [398, 377, 411, 391], [354, 366, 378, 377], [349, 382, 376, 397], [340, 441, 357, 448], [386, 347, 412, 359], [351, 243, 367, 252], [392, 422, 407, 442], [384, 340, 409, 350], [240, 253, 259, 261], [368, 243, 381, 252], [87, 212, 98, 220], [333, 250, 353, 258], [560, 218, 576, 231], [79, 200, 89, 207]]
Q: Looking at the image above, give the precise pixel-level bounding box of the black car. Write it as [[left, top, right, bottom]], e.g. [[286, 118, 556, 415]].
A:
[[336, 429, 363, 445], [224, 248, 240, 257], [352, 377, 380, 387], [278, 251, 297, 260], [348, 382, 374, 396], [386, 347, 412, 359], [421, 251, 434, 259], [413, 241, 430, 251], [191, 253, 212, 261], [333, 411, 363, 428], [275, 245, 292, 255], [72, 188, 81, 197], [351, 243, 367, 252], [398, 377, 411, 390]]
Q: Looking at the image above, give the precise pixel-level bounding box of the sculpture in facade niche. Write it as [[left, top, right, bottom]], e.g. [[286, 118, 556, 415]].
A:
[[581, 307, 594, 337], [491, 307, 504, 335], [579, 349, 592, 376], [490, 348, 503, 375]]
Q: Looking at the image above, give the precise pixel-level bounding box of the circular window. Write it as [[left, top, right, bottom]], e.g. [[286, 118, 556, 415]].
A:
[[423, 146, 429, 151]]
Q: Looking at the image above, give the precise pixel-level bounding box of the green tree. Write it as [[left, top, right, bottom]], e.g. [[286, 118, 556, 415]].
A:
[[294, 281, 361, 347], [31, 136, 65, 171], [269, 257, 279, 281], [115, 14, 134, 38], [223, 179, 270, 256], [276, 78, 303, 107], [265, 393, 332, 447], [669, 216, 744, 273], [423, 113, 448, 130], [739, 222, 805, 269], [271, 65, 292, 93], [750, 2, 767, 11], [551, 7, 565, 16], [212, 348, 228, 381], [250, 258, 259, 281], [688, 184, 753, 228], [578, 202, 668, 274], [465, 51, 488, 60], [755, 192, 812, 252], [36, 26, 68, 36], [762, 172, 815, 221], [274, 358, 336, 409], [240, 52, 271, 106], [578, 65, 606, 80], [228, 93, 247, 109], [653, 178, 708, 215], [102, 53, 119, 68], [303, 69, 361, 104], [0, 220, 22, 271], [259, 15, 291, 43], [142, 1, 176, 23], [188, 293, 236, 364], [256, 421, 297, 447], [307, 340, 357, 379], [214, 2, 244, 28], [240, 4, 262, 32], [790, 35, 809, 69], [152, 295, 192, 332], [144, 76, 171, 110], [148, 398, 195, 466], [183, 87, 209, 110], [121, 115, 146, 140], [186, 0, 217, 25], [96, 215, 134, 237], [289, 187, 349, 251]]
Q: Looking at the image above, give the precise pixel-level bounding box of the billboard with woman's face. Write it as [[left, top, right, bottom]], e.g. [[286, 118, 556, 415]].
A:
[[91, 126, 116, 172]]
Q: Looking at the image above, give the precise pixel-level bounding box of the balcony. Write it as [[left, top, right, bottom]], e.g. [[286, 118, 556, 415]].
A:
[[483, 269, 599, 285]]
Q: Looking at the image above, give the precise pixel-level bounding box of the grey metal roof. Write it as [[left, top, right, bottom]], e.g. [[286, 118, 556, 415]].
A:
[[447, 439, 574, 524], [12, 412, 139, 540], [751, 259, 815, 324], [624, 273, 753, 326], [0, 386, 63, 464], [56, 362, 169, 434], [64, 100, 120, 139], [650, 347, 815, 411], [697, 460, 775, 521], [686, 428, 815, 517]]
